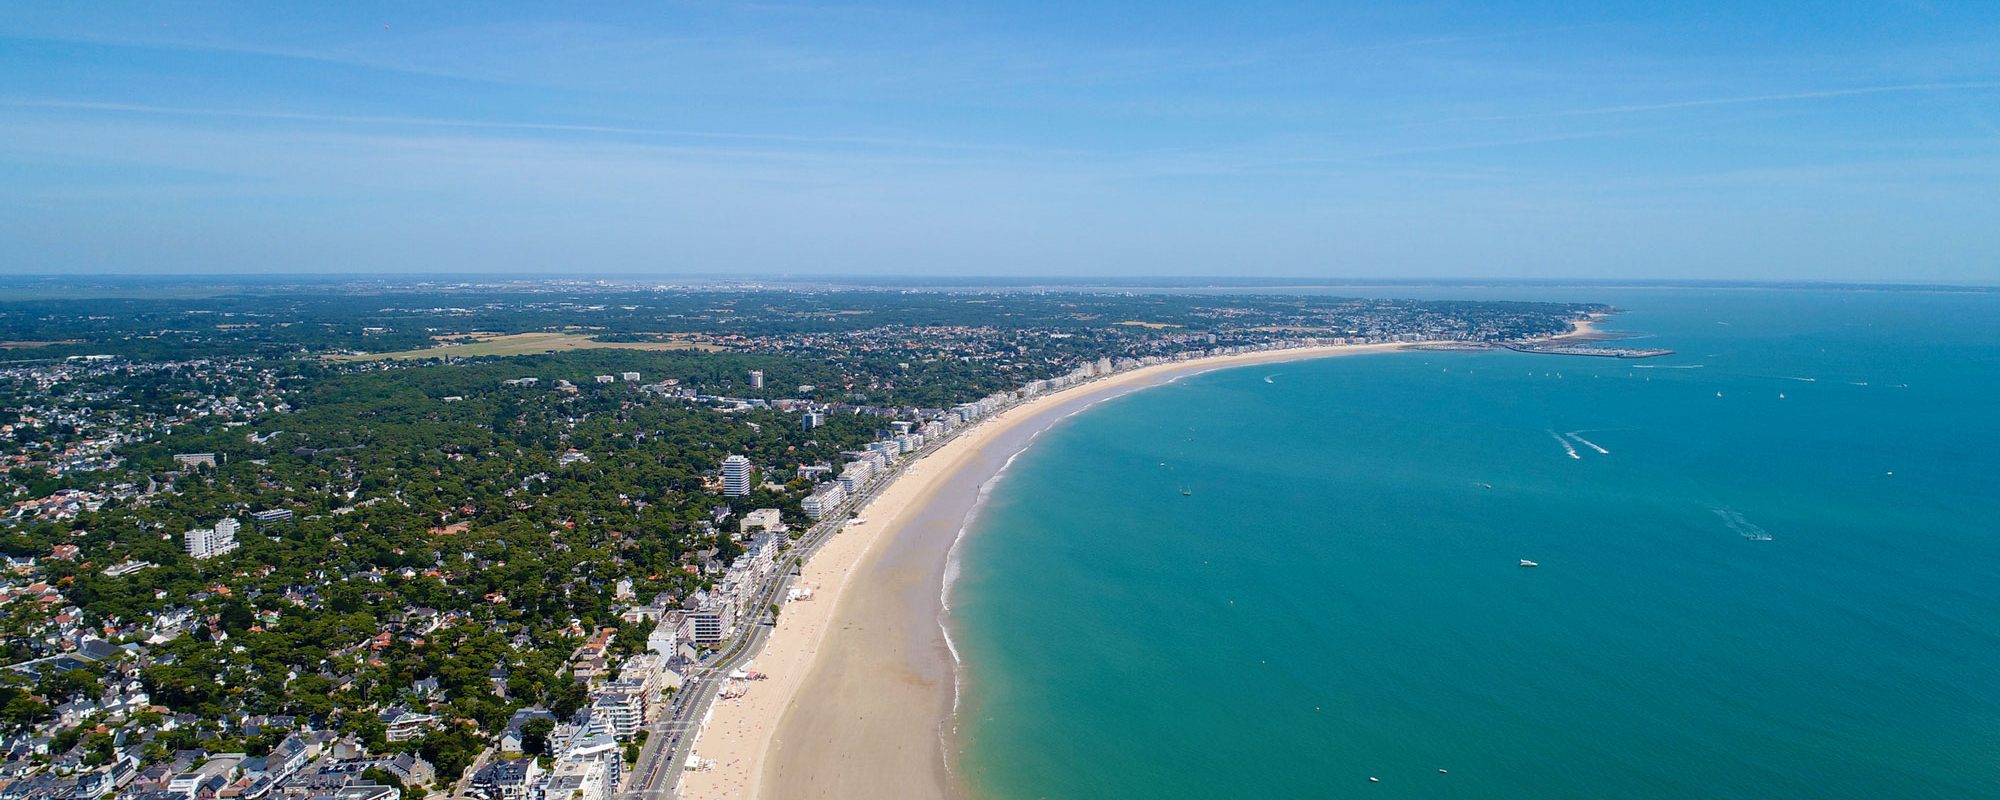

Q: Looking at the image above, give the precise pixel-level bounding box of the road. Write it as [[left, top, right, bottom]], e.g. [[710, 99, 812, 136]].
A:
[[616, 431, 961, 800], [612, 348, 1312, 798]]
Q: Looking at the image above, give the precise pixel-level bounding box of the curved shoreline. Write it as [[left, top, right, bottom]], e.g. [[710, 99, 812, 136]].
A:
[[676, 342, 1429, 800]]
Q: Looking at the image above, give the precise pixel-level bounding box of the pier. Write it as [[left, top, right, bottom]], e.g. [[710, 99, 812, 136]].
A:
[[1407, 342, 1676, 359], [1503, 343, 1676, 359]]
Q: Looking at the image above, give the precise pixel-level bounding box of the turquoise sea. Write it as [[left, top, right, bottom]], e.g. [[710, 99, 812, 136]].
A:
[[949, 288, 2000, 799]]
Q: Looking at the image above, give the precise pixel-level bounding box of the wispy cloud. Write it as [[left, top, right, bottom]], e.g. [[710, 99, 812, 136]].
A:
[[0, 97, 971, 151], [1464, 81, 2000, 122]]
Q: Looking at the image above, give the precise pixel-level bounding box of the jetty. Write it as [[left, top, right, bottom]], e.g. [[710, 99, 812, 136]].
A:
[[1503, 343, 1675, 359], [1408, 341, 1676, 359]]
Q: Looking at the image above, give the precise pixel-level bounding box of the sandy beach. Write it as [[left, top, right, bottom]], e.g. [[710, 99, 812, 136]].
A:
[[674, 341, 1432, 800]]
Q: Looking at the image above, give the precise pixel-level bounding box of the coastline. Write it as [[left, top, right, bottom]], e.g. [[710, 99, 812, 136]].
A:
[[673, 340, 1428, 800], [1525, 311, 1605, 343]]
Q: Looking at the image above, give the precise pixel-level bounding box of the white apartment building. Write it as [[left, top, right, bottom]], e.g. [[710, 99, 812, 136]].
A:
[[836, 461, 873, 494], [802, 483, 846, 519], [646, 620, 678, 657], [739, 508, 784, 534], [685, 590, 733, 644], [548, 734, 621, 800], [184, 517, 240, 560], [688, 610, 725, 644], [720, 455, 752, 497], [588, 690, 647, 738]]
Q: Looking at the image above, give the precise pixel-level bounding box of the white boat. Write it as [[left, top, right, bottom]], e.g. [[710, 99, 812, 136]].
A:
[[1519, 559, 1539, 568]]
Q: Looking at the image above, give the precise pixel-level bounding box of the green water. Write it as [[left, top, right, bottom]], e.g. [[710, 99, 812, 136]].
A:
[[949, 289, 2000, 799]]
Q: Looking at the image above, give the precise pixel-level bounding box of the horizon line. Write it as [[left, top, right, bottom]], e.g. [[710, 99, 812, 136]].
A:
[[0, 273, 1994, 292]]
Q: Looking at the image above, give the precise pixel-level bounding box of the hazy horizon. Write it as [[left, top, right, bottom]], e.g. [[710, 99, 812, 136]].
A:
[[4, 2, 1998, 282]]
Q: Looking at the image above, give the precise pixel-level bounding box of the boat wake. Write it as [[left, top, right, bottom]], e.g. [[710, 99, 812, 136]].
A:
[[1566, 432, 1609, 455], [1548, 430, 1581, 460], [1713, 508, 1773, 541], [1264, 374, 1278, 384]]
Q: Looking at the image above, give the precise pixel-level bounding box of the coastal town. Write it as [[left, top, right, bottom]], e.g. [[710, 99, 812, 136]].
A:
[[0, 283, 1599, 799]]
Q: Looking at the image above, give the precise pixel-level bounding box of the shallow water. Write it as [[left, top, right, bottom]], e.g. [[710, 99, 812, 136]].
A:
[[950, 288, 2000, 799]]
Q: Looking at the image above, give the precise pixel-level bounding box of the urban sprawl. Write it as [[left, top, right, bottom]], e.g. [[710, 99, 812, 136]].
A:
[[0, 282, 1601, 799]]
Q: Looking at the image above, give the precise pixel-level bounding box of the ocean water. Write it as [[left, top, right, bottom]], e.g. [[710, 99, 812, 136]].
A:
[[948, 289, 2000, 800]]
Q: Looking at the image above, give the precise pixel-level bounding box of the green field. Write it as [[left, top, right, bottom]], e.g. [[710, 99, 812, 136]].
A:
[[333, 332, 720, 361]]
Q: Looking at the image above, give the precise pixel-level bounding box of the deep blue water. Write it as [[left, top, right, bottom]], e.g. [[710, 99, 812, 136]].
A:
[[950, 289, 2000, 799]]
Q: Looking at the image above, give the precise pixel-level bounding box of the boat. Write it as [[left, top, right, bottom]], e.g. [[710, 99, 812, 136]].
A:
[[1519, 559, 1539, 568], [1180, 488, 1192, 497]]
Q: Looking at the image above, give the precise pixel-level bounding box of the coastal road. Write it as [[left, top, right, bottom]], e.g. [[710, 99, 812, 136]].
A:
[[616, 346, 1349, 799], [617, 433, 959, 800]]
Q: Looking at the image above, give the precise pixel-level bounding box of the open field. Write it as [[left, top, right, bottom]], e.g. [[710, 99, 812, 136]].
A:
[[331, 332, 721, 361], [0, 340, 82, 349]]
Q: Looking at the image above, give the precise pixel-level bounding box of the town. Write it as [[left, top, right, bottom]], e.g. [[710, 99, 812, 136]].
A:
[[0, 283, 1600, 798]]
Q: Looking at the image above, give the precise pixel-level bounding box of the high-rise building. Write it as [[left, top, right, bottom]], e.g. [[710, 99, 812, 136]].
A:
[[589, 690, 647, 738], [185, 517, 240, 560], [720, 455, 752, 497], [748, 369, 764, 389], [185, 528, 218, 559], [801, 411, 823, 431], [688, 609, 726, 643]]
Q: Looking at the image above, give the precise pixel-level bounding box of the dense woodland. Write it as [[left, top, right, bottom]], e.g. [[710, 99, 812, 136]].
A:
[[0, 283, 1598, 779]]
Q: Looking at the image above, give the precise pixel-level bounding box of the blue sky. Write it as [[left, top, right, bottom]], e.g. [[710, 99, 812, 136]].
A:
[[2, 2, 1997, 281]]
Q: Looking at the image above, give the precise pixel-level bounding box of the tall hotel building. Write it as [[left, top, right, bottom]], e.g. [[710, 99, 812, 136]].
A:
[[720, 455, 753, 497]]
